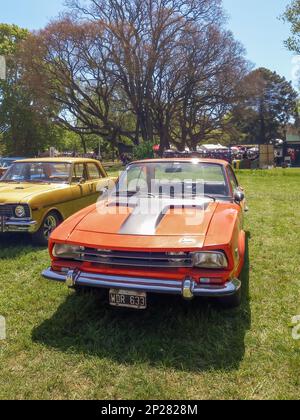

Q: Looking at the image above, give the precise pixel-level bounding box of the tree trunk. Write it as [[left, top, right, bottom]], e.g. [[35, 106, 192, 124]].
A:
[[79, 133, 87, 154], [259, 99, 266, 144]]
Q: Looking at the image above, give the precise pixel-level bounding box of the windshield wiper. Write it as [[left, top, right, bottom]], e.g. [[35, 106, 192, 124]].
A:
[[114, 191, 156, 198], [136, 192, 156, 198], [158, 192, 216, 202], [191, 194, 216, 202]]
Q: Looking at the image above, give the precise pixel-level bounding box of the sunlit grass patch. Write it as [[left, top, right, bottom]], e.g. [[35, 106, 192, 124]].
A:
[[0, 168, 299, 400]]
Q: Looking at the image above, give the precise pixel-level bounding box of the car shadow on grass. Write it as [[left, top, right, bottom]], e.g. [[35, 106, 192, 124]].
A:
[[32, 234, 251, 373], [0, 234, 44, 257]]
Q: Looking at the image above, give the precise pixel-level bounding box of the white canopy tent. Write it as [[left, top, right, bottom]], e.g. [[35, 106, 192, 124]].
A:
[[197, 144, 228, 151]]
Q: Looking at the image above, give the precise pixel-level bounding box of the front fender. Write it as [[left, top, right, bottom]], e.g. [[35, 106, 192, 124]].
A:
[[31, 206, 64, 232]]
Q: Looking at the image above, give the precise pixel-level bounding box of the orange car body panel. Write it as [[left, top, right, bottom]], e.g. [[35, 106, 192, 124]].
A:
[[48, 158, 246, 286]]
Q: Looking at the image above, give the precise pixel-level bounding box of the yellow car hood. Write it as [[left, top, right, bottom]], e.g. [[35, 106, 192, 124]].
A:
[[0, 182, 66, 203]]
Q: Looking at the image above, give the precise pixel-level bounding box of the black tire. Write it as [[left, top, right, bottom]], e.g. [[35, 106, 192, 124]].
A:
[[32, 211, 61, 246], [218, 287, 242, 309]]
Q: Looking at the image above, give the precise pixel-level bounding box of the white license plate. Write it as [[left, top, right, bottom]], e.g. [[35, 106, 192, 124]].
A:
[[109, 289, 147, 310]]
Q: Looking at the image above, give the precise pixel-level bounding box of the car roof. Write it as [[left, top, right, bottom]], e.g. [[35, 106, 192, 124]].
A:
[[131, 158, 230, 166], [0, 157, 24, 161], [14, 157, 101, 164]]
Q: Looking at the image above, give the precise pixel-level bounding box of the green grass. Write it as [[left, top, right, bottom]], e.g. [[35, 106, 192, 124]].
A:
[[0, 168, 299, 400]]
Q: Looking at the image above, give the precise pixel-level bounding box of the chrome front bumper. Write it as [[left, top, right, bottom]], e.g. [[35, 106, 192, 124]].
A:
[[0, 218, 37, 233], [42, 268, 241, 299]]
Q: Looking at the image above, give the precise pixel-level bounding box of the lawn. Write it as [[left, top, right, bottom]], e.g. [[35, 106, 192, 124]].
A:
[[0, 168, 299, 400]]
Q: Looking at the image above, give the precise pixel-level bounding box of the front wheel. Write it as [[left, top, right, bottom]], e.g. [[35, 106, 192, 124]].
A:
[[32, 212, 60, 246]]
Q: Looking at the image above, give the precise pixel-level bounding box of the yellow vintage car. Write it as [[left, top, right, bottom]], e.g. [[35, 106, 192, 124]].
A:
[[0, 157, 114, 245]]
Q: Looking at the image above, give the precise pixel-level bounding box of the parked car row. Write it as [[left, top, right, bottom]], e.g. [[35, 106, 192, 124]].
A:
[[0, 158, 114, 245], [1, 157, 247, 309]]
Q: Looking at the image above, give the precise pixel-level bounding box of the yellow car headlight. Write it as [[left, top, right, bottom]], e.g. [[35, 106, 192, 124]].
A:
[[15, 205, 26, 218], [192, 252, 228, 269], [53, 244, 83, 259]]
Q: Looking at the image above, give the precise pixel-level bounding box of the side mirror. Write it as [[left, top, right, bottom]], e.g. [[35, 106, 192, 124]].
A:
[[234, 189, 245, 203], [100, 186, 109, 195]]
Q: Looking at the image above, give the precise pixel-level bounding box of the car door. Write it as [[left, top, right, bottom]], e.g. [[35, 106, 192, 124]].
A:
[[85, 162, 110, 206], [70, 162, 92, 212]]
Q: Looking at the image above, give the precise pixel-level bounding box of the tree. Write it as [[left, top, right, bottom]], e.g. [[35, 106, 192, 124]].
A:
[[0, 23, 64, 156], [229, 68, 298, 144], [0, 24, 28, 55], [22, 0, 249, 153], [171, 28, 248, 150], [283, 0, 300, 53]]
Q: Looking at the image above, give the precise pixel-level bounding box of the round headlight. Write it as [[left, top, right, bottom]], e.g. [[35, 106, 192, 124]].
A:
[[15, 206, 26, 218], [193, 252, 228, 269]]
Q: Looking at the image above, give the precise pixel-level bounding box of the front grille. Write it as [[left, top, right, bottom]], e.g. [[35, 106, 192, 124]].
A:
[[74, 248, 193, 268], [0, 205, 14, 218], [0, 204, 30, 218]]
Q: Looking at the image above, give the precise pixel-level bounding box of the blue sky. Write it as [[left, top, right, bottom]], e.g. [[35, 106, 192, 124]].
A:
[[0, 0, 297, 85], [223, 0, 295, 84]]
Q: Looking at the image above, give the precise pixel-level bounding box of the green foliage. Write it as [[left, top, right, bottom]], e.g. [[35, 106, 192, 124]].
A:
[[0, 23, 64, 156], [0, 23, 28, 55], [283, 1, 300, 53], [132, 141, 155, 160], [58, 131, 83, 153], [230, 68, 298, 144]]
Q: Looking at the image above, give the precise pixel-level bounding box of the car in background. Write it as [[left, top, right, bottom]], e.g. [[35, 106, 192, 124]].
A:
[[43, 158, 247, 309], [0, 157, 24, 177], [0, 158, 115, 245]]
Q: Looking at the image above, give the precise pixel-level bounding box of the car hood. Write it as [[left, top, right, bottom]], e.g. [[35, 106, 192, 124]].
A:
[[0, 182, 67, 203], [65, 197, 219, 250]]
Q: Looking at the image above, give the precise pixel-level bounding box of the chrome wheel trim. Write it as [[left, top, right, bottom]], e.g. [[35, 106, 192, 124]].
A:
[[43, 215, 57, 239]]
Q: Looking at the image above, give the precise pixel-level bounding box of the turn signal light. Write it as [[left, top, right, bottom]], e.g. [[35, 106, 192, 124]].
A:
[[199, 277, 224, 285]]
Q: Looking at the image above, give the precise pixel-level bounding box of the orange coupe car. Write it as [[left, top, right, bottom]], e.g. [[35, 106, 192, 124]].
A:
[[42, 158, 247, 309]]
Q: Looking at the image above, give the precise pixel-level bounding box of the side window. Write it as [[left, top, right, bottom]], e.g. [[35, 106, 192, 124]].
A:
[[228, 167, 238, 192], [87, 163, 102, 180], [72, 164, 86, 183]]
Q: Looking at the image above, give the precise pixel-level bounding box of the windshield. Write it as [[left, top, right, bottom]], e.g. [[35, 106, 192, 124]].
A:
[[116, 161, 229, 198], [1, 162, 72, 184], [0, 159, 14, 169]]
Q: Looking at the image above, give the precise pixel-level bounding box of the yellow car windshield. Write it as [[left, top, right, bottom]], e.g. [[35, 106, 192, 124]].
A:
[[2, 162, 72, 184]]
